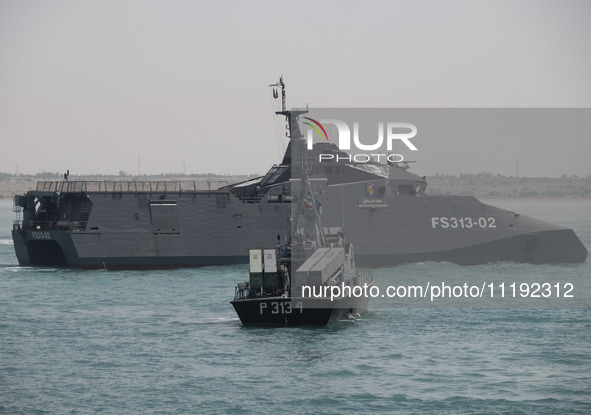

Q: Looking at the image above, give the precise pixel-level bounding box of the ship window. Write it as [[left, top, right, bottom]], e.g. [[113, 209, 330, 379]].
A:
[[260, 167, 278, 184], [261, 166, 288, 186]]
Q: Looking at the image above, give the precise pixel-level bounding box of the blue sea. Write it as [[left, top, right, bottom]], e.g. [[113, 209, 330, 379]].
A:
[[1, 198, 590, 414]]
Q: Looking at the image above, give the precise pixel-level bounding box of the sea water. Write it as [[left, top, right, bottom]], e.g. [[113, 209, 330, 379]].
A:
[[1, 198, 590, 414]]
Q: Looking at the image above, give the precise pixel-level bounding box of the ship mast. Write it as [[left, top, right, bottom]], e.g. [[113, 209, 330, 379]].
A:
[[269, 76, 287, 112]]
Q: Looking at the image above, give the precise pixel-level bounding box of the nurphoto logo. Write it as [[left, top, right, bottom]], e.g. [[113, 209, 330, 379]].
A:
[[303, 115, 418, 164]]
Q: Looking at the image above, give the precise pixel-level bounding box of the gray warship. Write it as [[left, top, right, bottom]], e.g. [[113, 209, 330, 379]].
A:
[[11, 78, 588, 268]]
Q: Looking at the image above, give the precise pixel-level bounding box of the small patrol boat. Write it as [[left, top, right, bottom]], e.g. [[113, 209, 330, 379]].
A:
[[231, 134, 373, 326], [230, 236, 373, 327]]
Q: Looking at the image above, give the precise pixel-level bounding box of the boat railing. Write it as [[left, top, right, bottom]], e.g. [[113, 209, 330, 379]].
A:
[[35, 180, 232, 193]]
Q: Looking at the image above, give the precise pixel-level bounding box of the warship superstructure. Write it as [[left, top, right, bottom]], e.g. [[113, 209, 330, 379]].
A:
[[11, 79, 588, 268]]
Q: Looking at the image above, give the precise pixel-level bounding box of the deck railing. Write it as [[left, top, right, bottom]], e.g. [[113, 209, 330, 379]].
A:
[[35, 180, 232, 193]]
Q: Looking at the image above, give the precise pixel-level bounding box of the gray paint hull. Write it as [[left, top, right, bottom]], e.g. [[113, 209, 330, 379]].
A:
[[12, 188, 588, 269]]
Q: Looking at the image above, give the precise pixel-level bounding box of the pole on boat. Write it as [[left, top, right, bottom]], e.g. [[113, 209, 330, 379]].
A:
[[269, 76, 286, 112]]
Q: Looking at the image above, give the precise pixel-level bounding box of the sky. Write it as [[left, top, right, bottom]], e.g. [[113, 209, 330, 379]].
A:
[[1, 0, 590, 178]]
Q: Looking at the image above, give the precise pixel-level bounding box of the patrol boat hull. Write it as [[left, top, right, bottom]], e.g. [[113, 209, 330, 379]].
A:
[[231, 297, 370, 326]]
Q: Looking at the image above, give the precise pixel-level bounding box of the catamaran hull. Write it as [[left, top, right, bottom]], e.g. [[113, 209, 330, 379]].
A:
[[11, 190, 587, 269]]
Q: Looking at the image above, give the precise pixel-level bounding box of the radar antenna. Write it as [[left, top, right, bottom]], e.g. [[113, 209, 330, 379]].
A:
[[269, 76, 286, 112]]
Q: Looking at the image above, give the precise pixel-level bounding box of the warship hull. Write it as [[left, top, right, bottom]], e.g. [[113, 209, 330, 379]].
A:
[[11, 181, 588, 269]]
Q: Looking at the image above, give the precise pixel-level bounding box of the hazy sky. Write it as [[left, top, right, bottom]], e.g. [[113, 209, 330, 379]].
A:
[[1, 0, 590, 177]]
